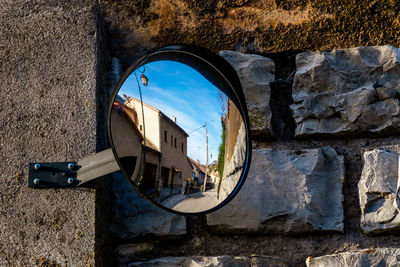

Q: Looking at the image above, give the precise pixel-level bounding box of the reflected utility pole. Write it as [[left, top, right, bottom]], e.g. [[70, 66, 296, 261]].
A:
[[202, 121, 208, 192]]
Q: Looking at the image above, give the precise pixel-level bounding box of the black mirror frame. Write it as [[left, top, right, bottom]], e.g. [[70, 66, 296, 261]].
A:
[[107, 44, 252, 216]]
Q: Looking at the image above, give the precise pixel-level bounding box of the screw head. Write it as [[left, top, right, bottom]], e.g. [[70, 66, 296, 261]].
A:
[[67, 177, 75, 185], [67, 163, 75, 170], [34, 163, 40, 170], [33, 178, 40, 185]]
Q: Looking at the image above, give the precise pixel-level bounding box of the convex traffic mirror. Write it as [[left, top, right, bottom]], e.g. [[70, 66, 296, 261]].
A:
[[29, 45, 251, 216], [109, 45, 251, 215]]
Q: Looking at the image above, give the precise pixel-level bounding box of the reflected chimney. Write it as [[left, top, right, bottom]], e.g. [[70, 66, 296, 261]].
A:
[[172, 116, 176, 123]]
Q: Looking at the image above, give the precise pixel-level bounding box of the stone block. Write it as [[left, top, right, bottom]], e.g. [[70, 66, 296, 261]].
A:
[[291, 45, 400, 137], [110, 172, 186, 240], [116, 243, 154, 264], [207, 146, 344, 233], [306, 248, 400, 267], [359, 147, 400, 234], [130, 255, 288, 267], [219, 50, 275, 138]]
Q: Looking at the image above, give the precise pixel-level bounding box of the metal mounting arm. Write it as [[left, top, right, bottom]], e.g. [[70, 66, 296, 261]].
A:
[[28, 148, 120, 188]]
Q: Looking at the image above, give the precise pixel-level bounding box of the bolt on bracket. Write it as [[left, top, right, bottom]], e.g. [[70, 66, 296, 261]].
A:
[[28, 162, 78, 188], [28, 149, 120, 188]]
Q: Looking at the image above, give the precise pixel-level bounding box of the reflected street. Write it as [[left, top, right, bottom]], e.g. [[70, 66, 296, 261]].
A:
[[160, 188, 219, 213]]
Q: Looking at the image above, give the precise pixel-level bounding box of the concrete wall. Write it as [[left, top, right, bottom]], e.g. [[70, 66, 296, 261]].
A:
[[0, 0, 99, 266]]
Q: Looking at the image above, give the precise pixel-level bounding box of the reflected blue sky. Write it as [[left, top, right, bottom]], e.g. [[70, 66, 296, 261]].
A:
[[118, 60, 226, 165]]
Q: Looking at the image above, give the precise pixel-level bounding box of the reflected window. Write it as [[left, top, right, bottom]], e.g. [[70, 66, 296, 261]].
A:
[[174, 138, 177, 148], [181, 143, 184, 152], [164, 130, 167, 142], [171, 135, 173, 146]]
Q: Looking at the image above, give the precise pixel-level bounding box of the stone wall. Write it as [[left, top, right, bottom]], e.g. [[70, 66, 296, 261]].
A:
[[104, 44, 400, 266], [5, 0, 400, 266]]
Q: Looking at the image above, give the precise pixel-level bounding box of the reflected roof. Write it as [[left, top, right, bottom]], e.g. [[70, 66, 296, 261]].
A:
[[127, 97, 189, 137], [114, 100, 160, 153]]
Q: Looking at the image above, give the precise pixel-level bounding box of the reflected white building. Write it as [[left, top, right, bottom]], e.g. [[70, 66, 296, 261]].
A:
[[122, 97, 193, 195]]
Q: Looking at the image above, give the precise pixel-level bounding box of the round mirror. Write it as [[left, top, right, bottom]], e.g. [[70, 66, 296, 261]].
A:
[[108, 45, 251, 215]]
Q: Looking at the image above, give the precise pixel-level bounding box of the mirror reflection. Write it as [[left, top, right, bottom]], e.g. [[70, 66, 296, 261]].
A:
[[111, 60, 246, 213], [110, 101, 143, 181]]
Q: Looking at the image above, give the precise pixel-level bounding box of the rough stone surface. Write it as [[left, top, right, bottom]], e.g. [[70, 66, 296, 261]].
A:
[[100, 0, 400, 57], [116, 243, 154, 265], [359, 147, 400, 234], [306, 248, 400, 267], [291, 45, 400, 137], [130, 255, 288, 267], [0, 0, 98, 265], [207, 146, 344, 233], [110, 173, 186, 240], [220, 50, 275, 138]]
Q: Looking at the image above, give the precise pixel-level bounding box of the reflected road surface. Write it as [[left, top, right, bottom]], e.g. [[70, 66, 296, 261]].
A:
[[161, 189, 219, 213]]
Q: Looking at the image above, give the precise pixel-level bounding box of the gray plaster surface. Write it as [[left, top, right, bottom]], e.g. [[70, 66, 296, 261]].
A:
[[0, 0, 98, 265]]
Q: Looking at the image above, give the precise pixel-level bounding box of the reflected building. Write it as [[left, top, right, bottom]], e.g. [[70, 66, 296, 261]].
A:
[[121, 96, 193, 195], [187, 157, 217, 187], [110, 101, 143, 182]]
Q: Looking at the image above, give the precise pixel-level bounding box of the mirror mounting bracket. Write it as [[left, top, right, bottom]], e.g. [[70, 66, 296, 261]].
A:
[[28, 162, 78, 188], [28, 149, 120, 188]]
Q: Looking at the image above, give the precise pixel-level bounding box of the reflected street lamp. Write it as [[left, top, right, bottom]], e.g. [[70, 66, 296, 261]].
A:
[[140, 74, 149, 87]]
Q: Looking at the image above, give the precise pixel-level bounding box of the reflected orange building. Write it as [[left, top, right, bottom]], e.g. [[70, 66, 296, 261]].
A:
[[119, 96, 193, 194]]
